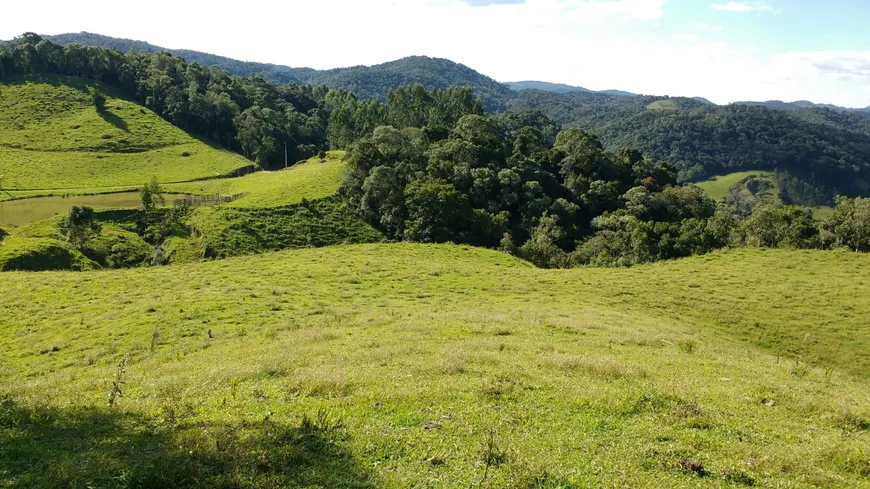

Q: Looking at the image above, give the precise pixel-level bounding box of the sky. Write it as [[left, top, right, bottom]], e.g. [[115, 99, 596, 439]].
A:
[[4, 0, 870, 107]]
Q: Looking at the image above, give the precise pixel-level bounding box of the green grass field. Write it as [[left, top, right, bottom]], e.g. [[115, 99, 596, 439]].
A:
[[0, 192, 192, 228], [695, 171, 773, 202], [0, 77, 252, 190], [646, 99, 681, 111], [2, 244, 868, 488]]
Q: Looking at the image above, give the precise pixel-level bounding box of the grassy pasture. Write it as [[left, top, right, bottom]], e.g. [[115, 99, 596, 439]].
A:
[[646, 99, 681, 111], [0, 76, 188, 152], [1, 244, 868, 487], [0, 77, 252, 190], [0, 144, 250, 190], [0, 152, 344, 206], [0, 235, 96, 271], [0, 192, 192, 228]]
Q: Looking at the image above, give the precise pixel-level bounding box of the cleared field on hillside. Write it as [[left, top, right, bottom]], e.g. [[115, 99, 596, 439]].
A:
[[695, 171, 772, 202], [0, 77, 251, 190], [2, 245, 868, 488], [167, 152, 346, 208]]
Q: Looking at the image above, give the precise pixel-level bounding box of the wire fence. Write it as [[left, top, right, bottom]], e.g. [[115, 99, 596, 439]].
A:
[[179, 193, 248, 207]]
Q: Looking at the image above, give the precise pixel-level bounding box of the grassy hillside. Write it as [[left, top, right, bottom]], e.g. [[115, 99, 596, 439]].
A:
[[182, 196, 384, 260], [0, 192, 192, 228], [696, 171, 833, 218], [0, 150, 370, 270], [0, 77, 252, 190], [0, 152, 345, 229], [0, 235, 97, 271], [167, 152, 346, 208], [1, 245, 869, 487]]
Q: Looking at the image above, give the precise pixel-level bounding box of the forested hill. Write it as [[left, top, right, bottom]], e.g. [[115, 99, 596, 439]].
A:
[[296, 56, 512, 112], [505, 81, 590, 93], [41, 33, 511, 112], [42, 32, 304, 84], [507, 89, 870, 202], [8, 32, 870, 203]]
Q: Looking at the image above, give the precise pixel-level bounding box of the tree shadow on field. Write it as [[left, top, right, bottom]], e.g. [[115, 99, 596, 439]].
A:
[[99, 109, 130, 132], [0, 395, 376, 489]]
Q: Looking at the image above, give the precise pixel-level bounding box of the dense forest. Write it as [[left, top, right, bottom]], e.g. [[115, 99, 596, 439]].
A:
[[338, 107, 870, 267]]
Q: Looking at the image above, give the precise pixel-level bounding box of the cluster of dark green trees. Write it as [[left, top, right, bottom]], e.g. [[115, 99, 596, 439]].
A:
[[340, 108, 870, 267], [339, 109, 716, 267]]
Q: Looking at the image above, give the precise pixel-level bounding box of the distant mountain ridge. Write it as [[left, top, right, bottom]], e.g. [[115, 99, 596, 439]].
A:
[[36, 33, 868, 113], [504, 81, 641, 98], [733, 99, 870, 114], [42, 33, 511, 111], [505, 81, 590, 93]]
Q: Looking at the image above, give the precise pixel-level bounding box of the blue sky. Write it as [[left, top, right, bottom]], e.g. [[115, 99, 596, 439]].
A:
[[4, 0, 870, 106]]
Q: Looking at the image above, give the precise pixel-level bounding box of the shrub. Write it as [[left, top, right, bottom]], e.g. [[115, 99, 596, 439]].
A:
[[90, 88, 107, 112], [59, 206, 102, 249]]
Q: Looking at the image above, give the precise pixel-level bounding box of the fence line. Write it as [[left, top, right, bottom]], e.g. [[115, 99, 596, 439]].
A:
[[179, 193, 248, 207]]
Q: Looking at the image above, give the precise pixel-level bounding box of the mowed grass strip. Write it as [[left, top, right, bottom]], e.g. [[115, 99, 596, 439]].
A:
[[1, 245, 869, 487]]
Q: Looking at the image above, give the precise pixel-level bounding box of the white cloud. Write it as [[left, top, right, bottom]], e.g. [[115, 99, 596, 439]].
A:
[[771, 51, 870, 82], [695, 23, 723, 32], [710, 1, 773, 13], [671, 33, 699, 42]]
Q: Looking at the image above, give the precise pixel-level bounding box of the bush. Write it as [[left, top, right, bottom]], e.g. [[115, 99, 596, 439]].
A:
[[90, 88, 107, 112], [59, 206, 102, 249], [83, 227, 152, 269], [0, 227, 7, 241]]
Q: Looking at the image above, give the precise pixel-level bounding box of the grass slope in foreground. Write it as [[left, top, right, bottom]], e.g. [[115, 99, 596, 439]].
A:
[[1, 245, 869, 488], [0, 76, 251, 190]]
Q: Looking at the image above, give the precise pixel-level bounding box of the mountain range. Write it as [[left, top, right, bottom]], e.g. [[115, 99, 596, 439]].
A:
[[503, 81, 639, 98], [39, 32, 869, 114]]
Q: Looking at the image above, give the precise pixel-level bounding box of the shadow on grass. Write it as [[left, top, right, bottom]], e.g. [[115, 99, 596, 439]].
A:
[[0, 396, 376, 489], [99, 109, 130, 132]]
